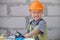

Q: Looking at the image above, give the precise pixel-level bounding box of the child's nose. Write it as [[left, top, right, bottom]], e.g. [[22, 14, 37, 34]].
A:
[[35, 13, 38, 15], [35, 14, 38, 17]]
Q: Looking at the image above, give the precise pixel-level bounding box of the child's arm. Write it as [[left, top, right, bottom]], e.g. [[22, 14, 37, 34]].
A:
[[24, 29, 40, 38], [24, 20, 45, 38]]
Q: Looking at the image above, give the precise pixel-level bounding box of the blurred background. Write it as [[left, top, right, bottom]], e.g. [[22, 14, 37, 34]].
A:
[[0, 0, 60, 40]]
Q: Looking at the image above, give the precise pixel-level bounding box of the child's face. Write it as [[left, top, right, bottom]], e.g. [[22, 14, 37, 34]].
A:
[[30, 10, 43, 20]]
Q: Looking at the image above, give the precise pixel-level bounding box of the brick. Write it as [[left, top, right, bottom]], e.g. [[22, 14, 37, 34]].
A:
[[10, 5, 30, 16], [0, 5, 7, 16], [0, 0, 26, 3], [10, 29, 27, 35], [48, 29, 60, 40], [0, 17, 26, 28], [42, 17, 60, 28], [30, 0, 59, 3], [47, 6, 60, 16]]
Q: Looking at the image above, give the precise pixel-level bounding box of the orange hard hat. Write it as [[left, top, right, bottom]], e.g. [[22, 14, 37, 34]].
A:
[[29, 0, 44, 11]]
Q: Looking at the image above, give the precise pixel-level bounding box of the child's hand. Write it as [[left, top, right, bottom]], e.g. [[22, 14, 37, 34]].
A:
[[24, 29, 40, 38]]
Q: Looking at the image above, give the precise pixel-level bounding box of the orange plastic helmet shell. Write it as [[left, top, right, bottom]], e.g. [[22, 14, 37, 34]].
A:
[[29, 0, 44, 11]]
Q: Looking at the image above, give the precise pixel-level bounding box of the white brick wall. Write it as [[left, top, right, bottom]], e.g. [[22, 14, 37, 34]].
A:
[[0, 0, 26, 3], [48, 29, 60, 40], [10, 29, 27, 35], [0, 17, 26, 28], [47, 6, 60, 15], [10, 5, 30, 16], [30, 0, 60, 3], [43, 17, 60, 28], [0, 5, 7, 16]]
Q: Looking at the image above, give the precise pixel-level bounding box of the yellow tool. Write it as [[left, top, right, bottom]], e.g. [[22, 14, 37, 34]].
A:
[[0, 34, 5, 40]]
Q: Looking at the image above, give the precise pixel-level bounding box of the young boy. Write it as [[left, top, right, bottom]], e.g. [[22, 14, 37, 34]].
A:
[[23, 0, 48, 40]]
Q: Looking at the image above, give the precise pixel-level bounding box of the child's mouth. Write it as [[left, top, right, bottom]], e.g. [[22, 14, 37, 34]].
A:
[[34, 16, 39, 18]]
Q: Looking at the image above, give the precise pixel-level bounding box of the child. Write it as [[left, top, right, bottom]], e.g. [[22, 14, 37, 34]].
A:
[[23, 0, 48, 40]]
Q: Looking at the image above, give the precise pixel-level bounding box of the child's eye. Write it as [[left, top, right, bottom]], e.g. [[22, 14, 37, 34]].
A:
[[33, 12, 35, 13], [32, 12, 36, 14]]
